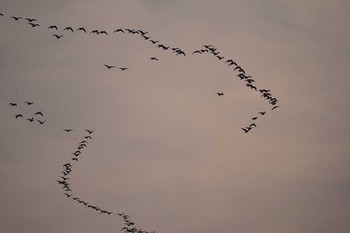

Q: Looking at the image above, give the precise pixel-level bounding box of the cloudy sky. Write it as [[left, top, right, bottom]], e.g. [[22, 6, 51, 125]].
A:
[[1, 1, 349, 233]]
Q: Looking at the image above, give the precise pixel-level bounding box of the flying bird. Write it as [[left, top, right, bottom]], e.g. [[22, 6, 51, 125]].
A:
[[90, 30, 99, 34], [25, 101, 34, 105], [85, 129, 94, 134], [63, 129, 73, 132], [37, 119, 45, 124], [258, 111, 266, 115], [118, 67, 129, 71], [52, 34, 63, 39], [48, 25, 58, 30], [271, 106, 280, 110], [113, 28, 124, 33], [28, 23, 40, 27], [104, 64, 116, 69], [15, 114, 23, 119], [149, 40, 159, 44], [77, 27, 86, 33], [0, 13, 4, 16], [249, 123, 257, 128], [251, 117, 257, 120], [72, 158, 78, 161], [9, 103, 17, 106], [192, 50, 202, 54], [99, 30, 108, 35], [25, 18, 37, 22], [84, 136, 92, 139], [64, 193, 72, 198], [27, 117, 34, 122], [149, 57, 159, 61], [241, 127, 251, 133], [35, 111, 44, 117], [216, 93, 224, 96], [64, 26, 74, 32], [11, 16, 22, 21]]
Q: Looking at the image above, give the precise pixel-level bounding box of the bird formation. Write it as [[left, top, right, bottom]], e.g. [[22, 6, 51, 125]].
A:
[[2, 9, 282, 233], [7, 101, 46, 125], [56, 130, 155, 233], [192, 44, 280, 133]]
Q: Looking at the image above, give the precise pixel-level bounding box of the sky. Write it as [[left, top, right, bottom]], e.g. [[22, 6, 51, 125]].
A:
[[0, 1, 350, 233]]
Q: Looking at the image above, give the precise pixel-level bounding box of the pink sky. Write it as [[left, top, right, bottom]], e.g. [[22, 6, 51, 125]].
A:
[[0, 1, 349, 233]]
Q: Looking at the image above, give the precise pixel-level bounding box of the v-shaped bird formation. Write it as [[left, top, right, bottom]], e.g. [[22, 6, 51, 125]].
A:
[[1, 9, 280, 233]]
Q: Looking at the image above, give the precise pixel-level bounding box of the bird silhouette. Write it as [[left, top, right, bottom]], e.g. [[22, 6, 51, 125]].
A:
[[52, 34, 63, 39], [149, 57, 159, 61], [85, 129, 94, 134], [216, 93, 224, 96], [9, 103, 17, 106], [258, 111, 266, 115], [192, 50, 202, 54], [118, 67, 129, 71], [241, 127, 251, 133], [149, 40, 159, 44], [271, 106, 280, 110], [27, 117, 34, 122], [72, 158, 78, 161], [99, 30, 108, 35], [77, 27, 86, 33], [15, 114, 23, 119], [90, 30, 99, 34], [63, 129, 73, 132], [35, 111, 44, 117], [48, 25, 58, 30], [104, 64, 116, 69], [0, 13, 3, 16], [25, 101, 34, 105], [11, 16, 22, 21], [25, 18, 37, 22], [252, 117, 257, 120], [37, 119, 45, 124], [249, 123, 257, 128], [28, 22, 40, 27], [64, 26, 74, 32], [64, 193, 72, 198], [84, 136, 92, 139], [113, 28, 124, 33]]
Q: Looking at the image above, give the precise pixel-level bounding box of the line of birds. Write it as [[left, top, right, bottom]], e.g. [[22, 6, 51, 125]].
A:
[[1, 13, 186, 58], [193, 44, 280, 133], [8, 101, 46, 124], [56, 130, 155, 233]]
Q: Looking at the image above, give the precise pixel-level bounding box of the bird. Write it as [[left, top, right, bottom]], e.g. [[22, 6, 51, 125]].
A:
[[48, 25, 58, 30], [52, 34, 63, 39], [226, 59, 238, 66], [142, 35, 150, 40], [0, 13, 3, 16], [37, 119, 45, 124], [11, 16, 22, 21], [149, 57, 159, 61], [35, 111, 44, 117], [192, 50, 202, 54], [271, 106, 280, 110], [176, 50, 186, 56], [149, 40, 159, 44], [234, 66, 245, 74], [90, 30, 99, 34], [77, 27, 86, 33], [216, 93, 224, 96], [251, 117, 257, 120], [64, 26, 74, 32], [25, 101, 34, 105], [25, 18, 37, 22], [63, 129, 73, 132], [258, 111, 266, 115], [118, 67, 129, 71], [72, 151, 81, 156], [84, 136, 92, 139], [28, 23, 40, 27], [113, 28, 124, 33], [72, 158, 78, 161], [15, 114, 23, 119], [104, 64, 116, 69], [85, 129, 94, 134], [99, 30, 108, 35], [64, 193, 72, 198], [27, 117, 34, 122], [216, 55, 224, 60], [241, 127, 251, 133], [249, 123, 257, 128], [9, 103, 17, 106]]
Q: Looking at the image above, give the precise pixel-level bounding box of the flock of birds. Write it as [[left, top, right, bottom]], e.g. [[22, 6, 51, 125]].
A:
[[1, 9, 280, 233], [7, 101, 46, 125]]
